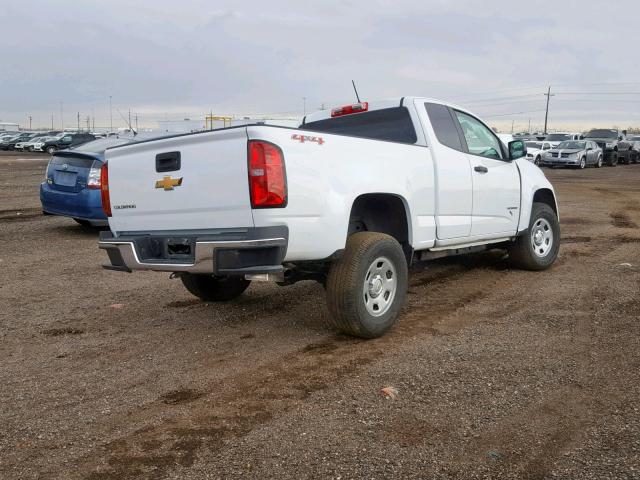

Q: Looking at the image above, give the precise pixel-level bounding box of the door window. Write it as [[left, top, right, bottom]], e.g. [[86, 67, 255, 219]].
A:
[[425, 103, 463, 151], [454, 111, 503, 160]]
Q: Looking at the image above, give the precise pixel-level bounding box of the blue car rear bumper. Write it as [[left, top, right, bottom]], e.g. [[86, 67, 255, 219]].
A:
[[40, 182, 107, 225]]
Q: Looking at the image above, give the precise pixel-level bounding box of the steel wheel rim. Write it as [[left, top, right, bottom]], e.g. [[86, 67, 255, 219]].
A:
[[531, 218, 553, 258], [363, 256, 397, 317], [580, 158, 586, 168]]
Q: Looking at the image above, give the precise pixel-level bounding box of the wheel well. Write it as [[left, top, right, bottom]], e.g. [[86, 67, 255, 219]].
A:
[[533, 188, 557, 216], [348, 193, 411, 257]]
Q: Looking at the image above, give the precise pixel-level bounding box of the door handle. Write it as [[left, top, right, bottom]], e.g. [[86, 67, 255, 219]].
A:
[[474, 165, 488, 173]]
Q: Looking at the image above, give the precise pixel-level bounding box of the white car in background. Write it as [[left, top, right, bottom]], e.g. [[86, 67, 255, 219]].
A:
[[525, 140, 553, 166]]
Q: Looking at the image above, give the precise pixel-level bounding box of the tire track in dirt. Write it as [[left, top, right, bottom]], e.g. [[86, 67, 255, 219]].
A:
[[72, 257, 513, 480]]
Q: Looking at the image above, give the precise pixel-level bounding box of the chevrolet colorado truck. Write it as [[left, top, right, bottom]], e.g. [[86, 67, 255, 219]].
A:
[[99, 97, 560, 338]]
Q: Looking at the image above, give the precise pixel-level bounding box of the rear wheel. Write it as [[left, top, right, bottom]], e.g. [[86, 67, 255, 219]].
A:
[[46, 146, 56, 154], [608, 152, 618, 166], [534, 155, 541, 166], [325, 232, 408, 339], [595, 155, 603, 168], [508, 202, 560, 271], [73, 218, 91, 226], [180, 274, 251, 302]]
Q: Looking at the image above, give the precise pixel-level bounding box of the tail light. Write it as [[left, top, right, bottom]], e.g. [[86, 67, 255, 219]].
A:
[[100, 163, 111, 217], [331, 102, 368, 118], [248, 140, 287, 208], [87, 161, 101, 189]]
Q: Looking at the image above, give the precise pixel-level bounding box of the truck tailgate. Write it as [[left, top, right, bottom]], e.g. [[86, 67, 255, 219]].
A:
[[105, 127, 254, 233]]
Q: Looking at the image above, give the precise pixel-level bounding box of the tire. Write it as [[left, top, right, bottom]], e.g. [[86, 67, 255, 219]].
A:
[[180, 274, 250, 302], [608, 152, 618, 166], [325, 232, 408, 339], [46, 146, 56, 154], [534, 155, 541, 166], [508, 202, 560, 271], [578, 156, 586, 169], [595, 155, 603, 168]]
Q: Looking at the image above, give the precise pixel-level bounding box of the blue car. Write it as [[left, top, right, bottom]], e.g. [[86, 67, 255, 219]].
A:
[[40, 133, 165, 227]]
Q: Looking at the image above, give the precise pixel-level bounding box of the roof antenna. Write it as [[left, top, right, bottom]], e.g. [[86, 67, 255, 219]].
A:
[[116, 108, 137, 136], [351, 80, 361, 103]]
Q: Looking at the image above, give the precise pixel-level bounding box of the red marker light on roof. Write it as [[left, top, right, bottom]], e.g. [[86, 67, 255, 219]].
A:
[[331, 102, 369, 118]]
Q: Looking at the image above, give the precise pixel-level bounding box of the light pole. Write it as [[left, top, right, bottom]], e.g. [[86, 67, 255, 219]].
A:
[[543, 86, 554, 135]]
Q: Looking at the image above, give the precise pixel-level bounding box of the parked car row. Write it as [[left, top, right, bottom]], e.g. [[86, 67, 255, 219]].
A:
[[514, 129, 640, 168], [0, 131, 97, 153]]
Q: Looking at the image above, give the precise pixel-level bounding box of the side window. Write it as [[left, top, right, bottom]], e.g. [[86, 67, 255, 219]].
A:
[[454, 111, 503, 160], [543, 143, 550, 150], [424, 102, 463, 151]]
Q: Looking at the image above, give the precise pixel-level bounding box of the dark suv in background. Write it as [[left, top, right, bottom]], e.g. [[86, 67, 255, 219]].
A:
[[42, 133, 96, 154], [583, 129, 626, 166]]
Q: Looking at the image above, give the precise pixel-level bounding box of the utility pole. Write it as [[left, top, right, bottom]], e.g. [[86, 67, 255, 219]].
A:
[[77, 112, 80, 132], [51, 114, 54, 130], [528, 118, 531, 134], [303, 97, 307, 116], [511, 120, 514, 134], [128, 108, 132, 131], [29, 115, 32, 130], [543, 86, 554, 135], [60, 101, 64, 130], [86, 116, 90, 131], [135, 113, 139, 132], [109, 95, 113, 132]]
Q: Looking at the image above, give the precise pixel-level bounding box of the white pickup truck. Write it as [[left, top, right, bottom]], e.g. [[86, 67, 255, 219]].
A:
[[99, 97, 560, 338]]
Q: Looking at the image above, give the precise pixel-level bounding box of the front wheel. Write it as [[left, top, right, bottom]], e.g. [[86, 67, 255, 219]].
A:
[[46, 146, 56, 154], [508, 202, 560, 271], [325, 232, 408, 339], [578, 157, 586, 169], [180, 274, 251, 302], [534, 155, 541, 166], [595, 155, 603, 168]]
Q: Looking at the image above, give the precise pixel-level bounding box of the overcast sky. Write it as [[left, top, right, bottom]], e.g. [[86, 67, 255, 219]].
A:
[[2, 0, 640, 131]]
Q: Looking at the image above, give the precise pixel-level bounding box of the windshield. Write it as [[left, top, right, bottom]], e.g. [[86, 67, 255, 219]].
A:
[[525, 142, 542, 149], [585, 129, 617, 139], [628, 136, 640, 141], [557, 141, 585, 149], [545, 134, 571, 141]]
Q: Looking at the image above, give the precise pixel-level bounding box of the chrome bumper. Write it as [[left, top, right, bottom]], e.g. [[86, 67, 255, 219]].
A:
[[99, 227, 288, 275]]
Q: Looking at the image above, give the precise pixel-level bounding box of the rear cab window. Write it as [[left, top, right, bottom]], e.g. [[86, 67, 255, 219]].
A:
[[301, 107, 418, 144]]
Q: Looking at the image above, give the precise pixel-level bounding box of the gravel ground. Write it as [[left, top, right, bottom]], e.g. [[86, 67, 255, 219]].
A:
[[0, 151, 639, 479]]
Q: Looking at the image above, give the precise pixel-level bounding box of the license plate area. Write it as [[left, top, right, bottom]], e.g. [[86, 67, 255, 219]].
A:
[[55, 171, 77, 186]]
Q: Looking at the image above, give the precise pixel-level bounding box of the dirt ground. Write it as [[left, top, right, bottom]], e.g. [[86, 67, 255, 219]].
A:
[[1, 151, 639, 480]]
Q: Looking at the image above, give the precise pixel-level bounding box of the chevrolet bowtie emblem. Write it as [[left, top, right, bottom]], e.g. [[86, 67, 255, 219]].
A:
[[155, 176, 183, 191]]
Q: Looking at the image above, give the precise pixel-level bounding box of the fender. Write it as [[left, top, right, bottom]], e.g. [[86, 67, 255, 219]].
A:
[[514, 159, 559, 233]]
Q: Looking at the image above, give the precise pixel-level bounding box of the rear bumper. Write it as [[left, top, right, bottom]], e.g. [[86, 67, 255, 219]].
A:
[[98, 226, 288, 275], [40, 182, 107, 224]]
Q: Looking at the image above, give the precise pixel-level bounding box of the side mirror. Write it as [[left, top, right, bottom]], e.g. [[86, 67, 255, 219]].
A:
[[508, 140, 526, 160]]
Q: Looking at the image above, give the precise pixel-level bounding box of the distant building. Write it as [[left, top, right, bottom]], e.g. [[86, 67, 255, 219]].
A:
[[156, 119, 205, 133], [0, 122, 19, 131], [156, 116, 300, 134]]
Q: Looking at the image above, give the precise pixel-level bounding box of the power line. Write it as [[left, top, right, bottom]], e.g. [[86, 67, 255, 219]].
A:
[[481, 109, 546, 118]]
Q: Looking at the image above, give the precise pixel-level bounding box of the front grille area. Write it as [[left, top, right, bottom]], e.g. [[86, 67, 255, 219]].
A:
[[561, 153, 569, 158], [551, 152, 559, 158]]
